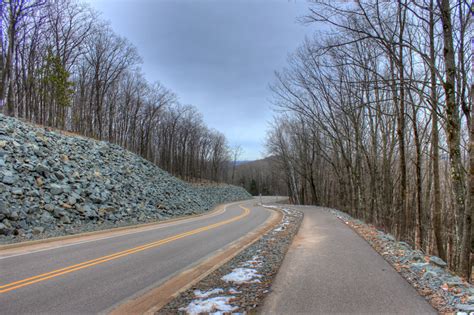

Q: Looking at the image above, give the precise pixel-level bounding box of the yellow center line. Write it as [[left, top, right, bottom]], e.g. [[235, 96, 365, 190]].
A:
[[0, 205, 229, 260], [0, 205, 250, 294]]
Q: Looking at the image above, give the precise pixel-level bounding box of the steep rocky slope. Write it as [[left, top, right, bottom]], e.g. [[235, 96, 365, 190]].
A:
[[0, 114, 250, 242]]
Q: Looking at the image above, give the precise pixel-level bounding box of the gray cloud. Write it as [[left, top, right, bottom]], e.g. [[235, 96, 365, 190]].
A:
[[85, 0, 312, 159]]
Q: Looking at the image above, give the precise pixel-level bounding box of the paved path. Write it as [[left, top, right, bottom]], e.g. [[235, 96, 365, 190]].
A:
[[0, 198, 274, 314], [261, 205, 436, 314]]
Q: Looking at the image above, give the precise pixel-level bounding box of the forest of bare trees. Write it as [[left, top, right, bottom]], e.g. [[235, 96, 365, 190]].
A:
[[1, 0, 231, 182], [230, 157, 288, 196], [267, 0, 473, 278], [2, 0, 473, 280]]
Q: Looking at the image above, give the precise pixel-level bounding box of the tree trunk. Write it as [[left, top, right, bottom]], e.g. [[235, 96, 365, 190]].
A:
[[439, 0, 468, 276], [429, 0, 446, 261]]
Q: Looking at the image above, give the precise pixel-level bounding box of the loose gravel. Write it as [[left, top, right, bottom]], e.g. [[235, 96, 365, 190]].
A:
[[158, 205, 303, 314]]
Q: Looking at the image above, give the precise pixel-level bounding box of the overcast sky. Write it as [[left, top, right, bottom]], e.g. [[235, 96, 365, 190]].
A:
[[84, 0, 313, 160]]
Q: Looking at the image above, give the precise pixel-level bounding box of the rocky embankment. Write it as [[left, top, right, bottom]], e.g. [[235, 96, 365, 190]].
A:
[[0, 114, 251, 243]]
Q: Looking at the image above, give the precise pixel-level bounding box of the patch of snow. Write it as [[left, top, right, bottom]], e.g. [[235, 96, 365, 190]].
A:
[[241, 255, 263, 268], [456, 312, 468, 315], [179, 296, 237, 315], [193, 288, 224, 298], [262, 205, 298, 234], [274, 226, 285, 232], [228, 288, 241, 294], [221, 268, 262, 284], [273, 217, 290, 232]]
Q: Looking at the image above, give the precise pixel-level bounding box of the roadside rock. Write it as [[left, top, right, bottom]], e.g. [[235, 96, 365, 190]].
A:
[[32, 226, 45, 234], [456, 304, 474, 312], [429, 256, 447, 268], [0, 223, 7, 235], [2, 173, 16, 185], [49, 184, 63, 195], [0, 114, 251, 243]]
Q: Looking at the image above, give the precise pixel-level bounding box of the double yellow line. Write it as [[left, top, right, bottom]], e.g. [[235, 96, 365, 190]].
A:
[[0, 205, 250, 294]]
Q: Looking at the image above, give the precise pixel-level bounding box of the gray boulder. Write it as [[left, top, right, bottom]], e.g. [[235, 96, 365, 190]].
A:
[[32, 226, 45, 234], [0, 223, 7, 235], [456, 304, 474, 312], [429, 256, 447, 267], [49, 184, 64, 195]]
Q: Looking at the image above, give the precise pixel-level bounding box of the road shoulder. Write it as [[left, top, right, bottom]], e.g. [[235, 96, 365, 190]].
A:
[[109, 203, 283, 314], [156, 205, 303, 314]]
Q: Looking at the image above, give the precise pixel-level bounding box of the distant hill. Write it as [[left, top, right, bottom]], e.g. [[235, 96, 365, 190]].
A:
[[231, 156, 287, 196], [234, 160, 252, 166]]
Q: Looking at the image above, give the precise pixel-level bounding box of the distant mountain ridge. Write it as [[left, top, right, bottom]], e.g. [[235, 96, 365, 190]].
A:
[[234, 160, 252, 166]]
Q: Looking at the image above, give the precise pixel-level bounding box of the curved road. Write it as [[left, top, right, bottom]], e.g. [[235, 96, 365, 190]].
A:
[[0, 198, 272, 314]]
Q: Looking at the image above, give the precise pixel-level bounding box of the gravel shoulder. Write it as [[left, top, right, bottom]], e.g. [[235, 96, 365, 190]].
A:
[[157, 205, 303, 314]]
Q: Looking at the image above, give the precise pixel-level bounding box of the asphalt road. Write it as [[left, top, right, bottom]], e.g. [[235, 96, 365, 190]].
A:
[[0, 198, 273, 314], [261, 205, 436, 314]]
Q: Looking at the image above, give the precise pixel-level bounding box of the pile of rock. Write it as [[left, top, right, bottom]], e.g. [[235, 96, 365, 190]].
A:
[[0, 114, 250, 242]]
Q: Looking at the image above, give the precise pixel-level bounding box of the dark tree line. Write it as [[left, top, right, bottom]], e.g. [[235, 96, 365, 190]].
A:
[[267, 0, 473, 279], [1, 0, 231, 182], [230, 157, 288, 196]]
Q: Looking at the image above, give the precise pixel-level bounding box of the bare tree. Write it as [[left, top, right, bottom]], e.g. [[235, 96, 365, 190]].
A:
[[2, 0, 233, 184], [267, 0, 471, 279]]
